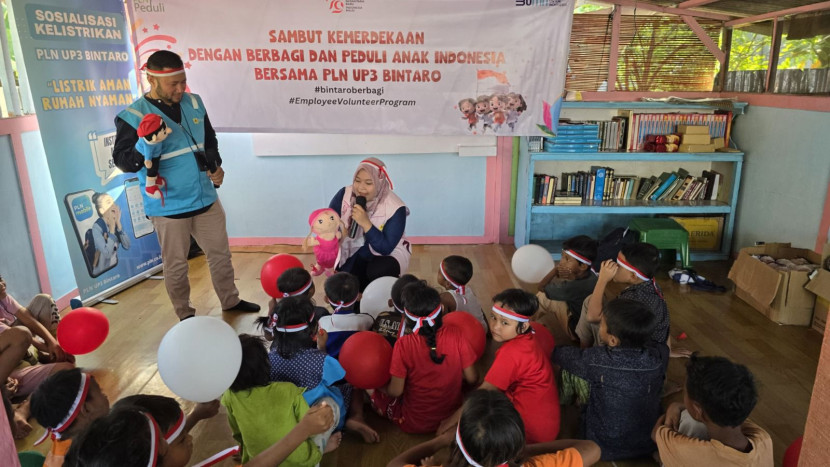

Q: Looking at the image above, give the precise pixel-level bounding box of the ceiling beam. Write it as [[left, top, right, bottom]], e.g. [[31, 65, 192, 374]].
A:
[[677, 0, 722, 8], [681, 15, 726, 64], [725, 1, 830, 28], [612, 0, 734, 21]]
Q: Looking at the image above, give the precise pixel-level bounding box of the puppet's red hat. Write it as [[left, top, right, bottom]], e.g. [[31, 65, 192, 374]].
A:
[[137, 114, 163, 137]]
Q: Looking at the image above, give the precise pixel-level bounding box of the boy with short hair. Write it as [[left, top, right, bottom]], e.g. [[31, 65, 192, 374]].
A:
[[438, 255, 487, 331], [652, 355, 773, 467], [318, 272, 374, 359], [554, 298, 667, 461], [534, 235, 598, 345], [576, 242, 668, 349], [371, 274, 418, 346]]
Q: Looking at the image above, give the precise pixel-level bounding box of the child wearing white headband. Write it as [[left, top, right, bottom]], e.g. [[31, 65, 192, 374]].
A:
[[370, 281, 478, 435], [577, 242, 670, 352], [535, 235, 598, 346], [317, 272, 374, 360], [389, 389, 600, 467], [439, 288, 560, 444], [438, 255, 487, 331]]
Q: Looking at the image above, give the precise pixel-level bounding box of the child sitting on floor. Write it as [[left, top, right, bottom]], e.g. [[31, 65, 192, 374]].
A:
[[437, 255, 487, 331], [221, 334, 340, 465], [372, 274, 419, 346], [29, 369, 110, 467], [318, 272, 375, 359], [263, 267, 328, 341], [65, 401, 336, 467], [576, 242, 669, 350], [263, 296, 378, 443], [652, 354, 773, 467], [554, 298, 668, 461], [535, 235, 598, 345], [371, 281, 478, 434], [441, 288, 560, 444], [389, 389, 601, 467]]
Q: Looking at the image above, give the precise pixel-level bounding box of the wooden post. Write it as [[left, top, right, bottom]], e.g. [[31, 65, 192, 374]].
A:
[[608, 6, 621, 92], [764, 18, 782, 93], [718, 27, 732, 92]]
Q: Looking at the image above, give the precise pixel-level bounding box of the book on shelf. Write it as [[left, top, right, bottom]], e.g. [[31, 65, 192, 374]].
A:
[[617, 111, 731, 151], [659, 168, 689, 200], [671, 175, 696, 201], [637, 176, 657, 200], [553, 190, 582, 205], [650, 172, 679, 200], [642, 172, 671, 200], [701, 170, 722, 200]]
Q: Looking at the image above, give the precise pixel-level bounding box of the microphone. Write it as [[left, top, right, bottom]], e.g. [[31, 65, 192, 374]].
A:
[[349, 196, 367, 238]]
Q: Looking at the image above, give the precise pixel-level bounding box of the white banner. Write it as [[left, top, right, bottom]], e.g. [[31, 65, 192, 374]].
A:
[[128, 0, 574, 136]]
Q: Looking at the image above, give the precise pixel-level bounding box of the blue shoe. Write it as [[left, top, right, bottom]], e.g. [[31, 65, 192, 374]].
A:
[[70, 298, 83, 309]]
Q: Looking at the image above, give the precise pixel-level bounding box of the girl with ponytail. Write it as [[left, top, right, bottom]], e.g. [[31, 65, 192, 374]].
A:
[[370, 281, 478, 434]]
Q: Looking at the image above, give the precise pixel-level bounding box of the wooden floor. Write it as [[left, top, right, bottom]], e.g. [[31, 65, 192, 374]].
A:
[[15, 244, 822, 466]]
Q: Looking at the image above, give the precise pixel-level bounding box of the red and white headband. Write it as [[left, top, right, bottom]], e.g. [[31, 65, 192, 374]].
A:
[[565, 249, 592, 266], [404, 304, 442, 334], [455, 424, 507, 467], [282, 278, 312, 298], [191, 445, 241, 467], [34, 373, 91, 445], [328, 296, 358, 312], [274, 322, 309, 333], [440, 261, 467, 304], [164, 409, 186, 443], [141, 63, 185, 77], [144, 413, 162, 467], [361, 159, 394, 190], [491, 305, 529, 323], [616, 256, 650, 282]]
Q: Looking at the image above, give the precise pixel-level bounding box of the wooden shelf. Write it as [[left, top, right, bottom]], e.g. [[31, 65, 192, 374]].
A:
[[515, 102, 746, 263]]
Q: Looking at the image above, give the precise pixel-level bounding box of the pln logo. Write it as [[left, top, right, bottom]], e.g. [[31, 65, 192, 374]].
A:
[[329, 0, 344, 13], [72, 196, 93, 222]]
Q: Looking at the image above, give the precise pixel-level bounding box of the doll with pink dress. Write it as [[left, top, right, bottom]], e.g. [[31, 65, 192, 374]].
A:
[[303, 208, 346, 276]]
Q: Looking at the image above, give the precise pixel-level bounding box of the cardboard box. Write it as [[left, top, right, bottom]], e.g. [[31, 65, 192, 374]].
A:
[[680, 134, 712, 145], [668, 216, 723, 251], [711, 137, 725, 148], [677, 124, 709, 134], [805, 244, 830, 334], [678, 143, 716, 153], [728, 243, 819, 325]]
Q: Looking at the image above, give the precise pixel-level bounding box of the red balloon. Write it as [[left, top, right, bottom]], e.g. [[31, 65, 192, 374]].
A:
[[260, 254, 304, 298], [56, 307, 109, 355], [530, 321, 555, 356], [782, 436, 803, 467], [443, 312, 486, 360], [340, 331, 392, 389]]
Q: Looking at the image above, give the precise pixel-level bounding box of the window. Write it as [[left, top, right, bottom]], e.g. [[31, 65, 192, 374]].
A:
[[567, 14, 721, 92]]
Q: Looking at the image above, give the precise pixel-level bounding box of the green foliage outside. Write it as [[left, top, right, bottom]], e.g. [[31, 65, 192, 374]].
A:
[[728, 28, 830, 71]]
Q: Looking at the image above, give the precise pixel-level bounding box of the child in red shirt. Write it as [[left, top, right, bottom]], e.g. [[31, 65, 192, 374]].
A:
[[370, 281, 478, 434], [442, 289, 561, 444]]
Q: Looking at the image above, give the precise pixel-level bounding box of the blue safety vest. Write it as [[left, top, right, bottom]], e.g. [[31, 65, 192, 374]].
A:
[[118, 93, 217, 217]]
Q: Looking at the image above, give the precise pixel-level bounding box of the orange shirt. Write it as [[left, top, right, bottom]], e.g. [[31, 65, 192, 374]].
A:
[[655, 420, 773, 467], [44, 438, 72, 467], [403, 447, 582, 467]]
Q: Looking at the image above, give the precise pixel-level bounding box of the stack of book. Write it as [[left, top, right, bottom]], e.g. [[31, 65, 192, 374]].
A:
[[544, 122, 600, 153], [532, 174, 558, 205]]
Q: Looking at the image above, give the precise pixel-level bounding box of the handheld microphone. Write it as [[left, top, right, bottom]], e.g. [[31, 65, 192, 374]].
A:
[[349, 196, 367, 238]]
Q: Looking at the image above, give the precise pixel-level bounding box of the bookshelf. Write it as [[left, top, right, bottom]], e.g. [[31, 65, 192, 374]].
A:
[[515, 102, 746, 262]]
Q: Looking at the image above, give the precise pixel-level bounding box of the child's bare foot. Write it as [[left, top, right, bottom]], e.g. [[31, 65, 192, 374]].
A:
[[13, 409, 32, 439], [324, 432, 343, 453], [345, 417, 379, 443]]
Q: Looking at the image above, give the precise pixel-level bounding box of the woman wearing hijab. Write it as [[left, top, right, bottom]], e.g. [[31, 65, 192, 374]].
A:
[[328, 158, 411, 289]]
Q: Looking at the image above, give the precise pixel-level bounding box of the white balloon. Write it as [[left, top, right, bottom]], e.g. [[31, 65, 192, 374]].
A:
[[158, 317, 242, 402], [360, 276, 398, 318], [511, 244, 556, 283]]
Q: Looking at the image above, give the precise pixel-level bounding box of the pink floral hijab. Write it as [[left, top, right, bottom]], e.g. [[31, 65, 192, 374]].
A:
[[352, 157, 394, 213]]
